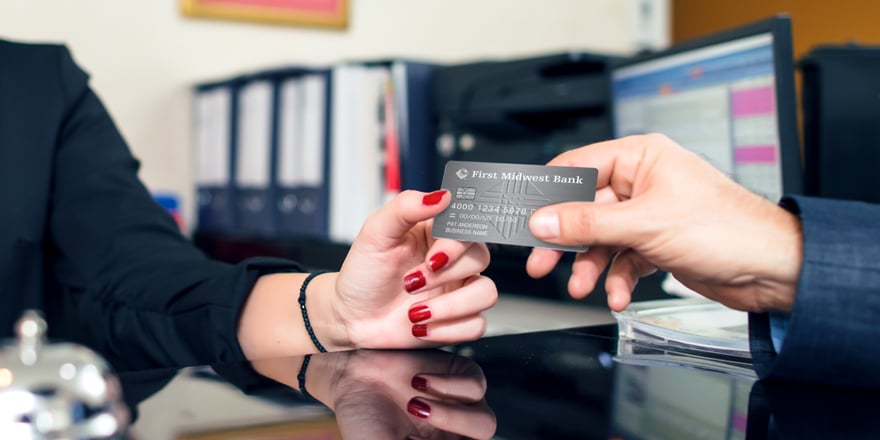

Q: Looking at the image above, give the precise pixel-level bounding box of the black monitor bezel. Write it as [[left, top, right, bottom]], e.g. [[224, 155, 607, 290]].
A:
[[609, 15, 802, 196]]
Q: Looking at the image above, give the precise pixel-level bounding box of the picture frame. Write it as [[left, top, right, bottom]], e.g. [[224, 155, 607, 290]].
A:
[[181, 0, 348, 29]]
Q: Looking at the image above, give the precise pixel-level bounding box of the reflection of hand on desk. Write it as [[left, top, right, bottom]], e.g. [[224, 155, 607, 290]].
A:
[[119, 325, 879, 439], [251, 349, 497, 440]]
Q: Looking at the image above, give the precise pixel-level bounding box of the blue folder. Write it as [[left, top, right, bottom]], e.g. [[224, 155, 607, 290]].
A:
[[193, 80, 238, 233]]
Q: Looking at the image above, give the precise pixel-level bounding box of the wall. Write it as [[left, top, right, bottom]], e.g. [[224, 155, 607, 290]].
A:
[[1, 0, 667, 226], [672, 0, 880, 59]]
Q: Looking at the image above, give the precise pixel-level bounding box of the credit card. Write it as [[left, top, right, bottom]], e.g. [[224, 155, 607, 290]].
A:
[[432, 160, 598, 251]]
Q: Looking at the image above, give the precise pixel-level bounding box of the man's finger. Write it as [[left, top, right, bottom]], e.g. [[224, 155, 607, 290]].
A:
[[605, 249, 657, 311], [529, 200, 647, 249], [525, 247, 563, 279], [568, 246, 615, 299], [546, 135, 660, 197]]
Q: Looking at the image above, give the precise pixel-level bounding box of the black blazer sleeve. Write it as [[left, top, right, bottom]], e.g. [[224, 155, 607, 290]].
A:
[[44, 46, 304, 369], [749, 195, 880, 387]]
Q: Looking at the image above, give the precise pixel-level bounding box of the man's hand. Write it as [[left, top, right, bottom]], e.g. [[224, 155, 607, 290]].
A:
[[527, 134, 802, 313]]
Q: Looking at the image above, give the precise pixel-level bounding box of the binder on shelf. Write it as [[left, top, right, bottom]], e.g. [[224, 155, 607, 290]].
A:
[[391, 61, 436, 192], [275, 70, 332, 239], [328, 60, 437, 244], [233, 75, 276, 237], [194, 59, 436, 244], [194, 80, 237, 233], [381, 67, 401, 203], [328, 63, 388, 244]]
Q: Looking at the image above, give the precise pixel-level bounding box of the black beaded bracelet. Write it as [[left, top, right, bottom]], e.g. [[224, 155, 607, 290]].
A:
[[298, 271, 329, 353], [297, 354, 315, 400]]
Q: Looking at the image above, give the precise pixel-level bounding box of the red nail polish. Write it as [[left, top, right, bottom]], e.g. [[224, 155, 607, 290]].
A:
[[422, 190, 446, 206], [412, 324, 428, 337], [408, 305, 431, 323], [411, 375, 428, 392], [404, 270, 426, 293], [407, 397, 431, 419], [427, 251, 449, 272]]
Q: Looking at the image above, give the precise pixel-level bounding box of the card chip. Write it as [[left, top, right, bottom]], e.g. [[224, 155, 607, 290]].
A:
[[456, 187, 477, 200]]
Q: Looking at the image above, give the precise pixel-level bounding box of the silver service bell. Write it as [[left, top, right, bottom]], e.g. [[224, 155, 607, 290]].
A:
[[0, 310, 129, 438]]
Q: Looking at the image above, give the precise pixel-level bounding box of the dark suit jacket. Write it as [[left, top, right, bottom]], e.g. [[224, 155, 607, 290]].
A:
[[0, 40, 302, 369], [750, 195, 880, 388]]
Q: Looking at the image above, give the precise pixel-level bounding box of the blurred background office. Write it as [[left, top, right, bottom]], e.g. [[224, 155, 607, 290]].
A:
[[0, 0, 669, 228], [6, 0, 880, 227], [4, 0, 880, 323]]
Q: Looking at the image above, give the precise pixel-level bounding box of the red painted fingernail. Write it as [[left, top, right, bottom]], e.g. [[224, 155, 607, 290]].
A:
[[404, 270, 426, 293], [411, 375, 428, 392], [407, 397, 431, 418], [422, 190, 446, 206], [412, 324, 428, 338], [427, 251, 449, 272], [408, 305, 431, 323]]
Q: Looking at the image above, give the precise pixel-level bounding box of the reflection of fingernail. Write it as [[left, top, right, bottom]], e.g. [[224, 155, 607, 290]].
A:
[[412, 324, 428, 338], [427, 251, 449, 272], [422, 190, 446, 206], [404, 270, 426, 293], [407, 397, 431, 419], [408, 305, 431, 323], [411, 375, 428, 392], [530, 210, 560, 239]]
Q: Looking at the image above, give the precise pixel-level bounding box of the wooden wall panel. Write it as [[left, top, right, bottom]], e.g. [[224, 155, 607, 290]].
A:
[[672, 0, 880, 59]]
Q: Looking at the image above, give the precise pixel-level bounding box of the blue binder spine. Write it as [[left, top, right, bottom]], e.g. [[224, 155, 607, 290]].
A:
[[194, 80, 238, 233], [393, 61, 437, 192], [233, 74, 276, 237], [275, 73, 301, 237], [296, 71, 331, 239], [274, 68, 331, 239]]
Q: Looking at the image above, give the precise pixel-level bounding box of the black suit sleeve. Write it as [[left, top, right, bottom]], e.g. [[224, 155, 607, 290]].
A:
[[47, 46, 304, 369]]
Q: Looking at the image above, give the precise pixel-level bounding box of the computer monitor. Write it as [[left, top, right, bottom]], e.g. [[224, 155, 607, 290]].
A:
[[610, 16, 801, 201]]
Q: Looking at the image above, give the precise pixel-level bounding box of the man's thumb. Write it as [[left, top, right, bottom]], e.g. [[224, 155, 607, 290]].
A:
[[529, 201, 641, 248]]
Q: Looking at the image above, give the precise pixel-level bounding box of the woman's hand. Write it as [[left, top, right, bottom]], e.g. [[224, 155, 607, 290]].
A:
[[333, 189, 498, 349], [238, 190, 496, 359], [251, 349, 497, 440], [330, 350, 496, 440]]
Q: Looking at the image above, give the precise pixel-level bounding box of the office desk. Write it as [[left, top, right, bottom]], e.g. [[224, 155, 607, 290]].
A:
[[122, 324, 880, 439]]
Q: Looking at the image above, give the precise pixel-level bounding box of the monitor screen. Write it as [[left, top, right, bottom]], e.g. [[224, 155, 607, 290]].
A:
[[611, 17, 801, 201]]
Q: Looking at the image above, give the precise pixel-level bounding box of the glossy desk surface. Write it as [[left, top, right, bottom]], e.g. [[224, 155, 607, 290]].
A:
[[120, 325, 880, 440]]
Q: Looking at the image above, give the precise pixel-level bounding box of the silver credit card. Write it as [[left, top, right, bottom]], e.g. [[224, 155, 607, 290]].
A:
[[432, 160, 598, 251]]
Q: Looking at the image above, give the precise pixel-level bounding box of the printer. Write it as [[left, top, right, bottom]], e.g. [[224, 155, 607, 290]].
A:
[[432, 52, 619, 187]]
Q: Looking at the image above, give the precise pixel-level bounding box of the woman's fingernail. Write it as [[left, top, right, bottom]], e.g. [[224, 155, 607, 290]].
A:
[[407, 397, 431, 419], [412, 324, 428, 337], [404, 270, 426, 293], [530, 210, 560, 239], [422, 190, 446, 206], [411, 375, 428, 392], [408, 305, 431, 323], [427, 251, 449, 272]]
